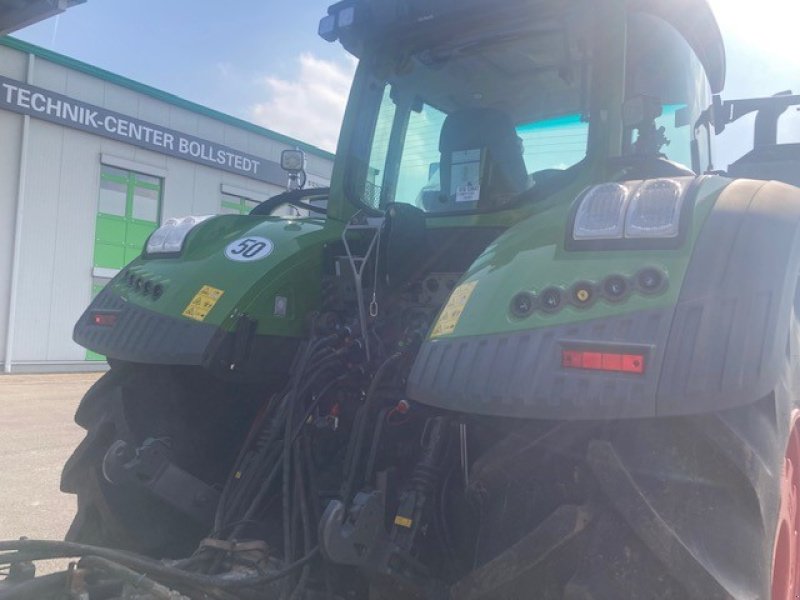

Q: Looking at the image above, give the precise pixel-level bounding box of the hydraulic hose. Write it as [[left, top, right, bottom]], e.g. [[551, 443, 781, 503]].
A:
[[219, 335, 345, 538], [0, 571, 67, 600], [341, 352, 404, 508], [79, 556, 182, 600], [0, 540, 319, 591]]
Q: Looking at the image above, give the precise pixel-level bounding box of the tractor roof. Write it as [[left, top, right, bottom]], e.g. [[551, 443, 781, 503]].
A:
[[321, 0, 726, 93]]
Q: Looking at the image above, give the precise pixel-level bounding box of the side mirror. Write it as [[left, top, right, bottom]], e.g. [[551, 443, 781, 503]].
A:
[[281, 149, 307, 190]]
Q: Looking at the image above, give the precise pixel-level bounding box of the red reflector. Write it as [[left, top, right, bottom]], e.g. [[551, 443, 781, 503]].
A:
[[92, 313, 118, 327], [622, 354, 645, 374], [562, 349, 645, 374], [582, 352, 602, 370], [602, 353, 622, 371], [562, 350, 583, 368]]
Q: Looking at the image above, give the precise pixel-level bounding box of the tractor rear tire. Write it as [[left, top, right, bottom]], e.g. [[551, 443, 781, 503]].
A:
[[562, 392, 790, 599], [457, 390, 796, 599], [60, 362, 254, 557]]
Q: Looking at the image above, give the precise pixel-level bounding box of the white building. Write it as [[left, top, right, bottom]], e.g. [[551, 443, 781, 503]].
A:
[[0, 36, 334, 372]]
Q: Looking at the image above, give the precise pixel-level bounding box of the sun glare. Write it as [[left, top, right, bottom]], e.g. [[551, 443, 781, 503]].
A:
[[710, 0, 800, 66]]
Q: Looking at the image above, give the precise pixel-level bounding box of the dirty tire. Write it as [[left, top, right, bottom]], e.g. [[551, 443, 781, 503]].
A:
[[458, 392, 794, 600], [60, 363, 253, 557], [562, 391, 791, 600]]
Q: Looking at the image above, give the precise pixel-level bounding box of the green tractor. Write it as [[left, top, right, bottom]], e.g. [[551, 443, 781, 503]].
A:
[[4, 0, 800, 598]]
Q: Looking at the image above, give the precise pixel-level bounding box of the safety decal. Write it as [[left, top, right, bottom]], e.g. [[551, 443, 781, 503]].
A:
[[224, 236, 274, 262], [182, 285, 225, 322], [430, 281, 478, 338], [394, 516, 414, 528]]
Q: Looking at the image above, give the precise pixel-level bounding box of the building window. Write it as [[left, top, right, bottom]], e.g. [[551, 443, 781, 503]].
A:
[[87, 165, 163, 361], [220, 192, 259, 215], [94, 165, 163, 269]]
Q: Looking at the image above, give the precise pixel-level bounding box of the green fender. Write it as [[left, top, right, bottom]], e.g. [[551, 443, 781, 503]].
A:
[[408, 177, 800, 419]]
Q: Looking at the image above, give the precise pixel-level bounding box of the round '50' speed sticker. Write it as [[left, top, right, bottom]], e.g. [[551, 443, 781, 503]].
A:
[[224, 237, 274, 262]]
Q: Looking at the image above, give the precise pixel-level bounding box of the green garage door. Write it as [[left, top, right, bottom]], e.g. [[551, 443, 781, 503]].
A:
[[220, 192, 258, 215], [94, 165, 162, 269], [87, 165, 162, 361]]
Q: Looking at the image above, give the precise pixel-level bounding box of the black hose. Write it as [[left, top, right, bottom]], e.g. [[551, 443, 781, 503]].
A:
[[214, 391, 284, 532], [228, 455, 284, 541], [0, 571, 67, 600], [0, 540, 319, 590], [364, 407, 390, 484], [226, 358, 346, 536], [302, 436, 335, 600], [79, 556, 180, 600], [281, 364, 299, 581], [341, 352, 404, 507], [227, 369, 345, 541], [289, 444, 313, 600], [223, 343, 345, 539], [216, 390, 288, 532], [213, 332, 329, 531]]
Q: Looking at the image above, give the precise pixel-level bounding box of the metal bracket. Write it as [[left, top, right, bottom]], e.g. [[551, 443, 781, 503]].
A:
[[341, 211, 384, 361], [320, 491, 441, 597], [102, 438, 220, 526]]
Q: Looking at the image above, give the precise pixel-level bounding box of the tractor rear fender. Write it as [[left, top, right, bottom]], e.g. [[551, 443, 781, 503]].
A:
[[656, 179, 800, 415], [408, 179, 800, 419]]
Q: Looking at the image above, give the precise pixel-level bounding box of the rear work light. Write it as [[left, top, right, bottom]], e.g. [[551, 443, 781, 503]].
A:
[[570, 177, 692, 245], [562, 349, 645, 374]]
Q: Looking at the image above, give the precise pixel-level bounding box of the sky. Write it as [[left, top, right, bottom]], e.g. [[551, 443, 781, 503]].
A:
[[11, 0, 800, 161]]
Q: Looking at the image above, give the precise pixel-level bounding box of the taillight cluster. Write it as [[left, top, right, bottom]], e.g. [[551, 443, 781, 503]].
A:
[[509, 268, 667, 318]]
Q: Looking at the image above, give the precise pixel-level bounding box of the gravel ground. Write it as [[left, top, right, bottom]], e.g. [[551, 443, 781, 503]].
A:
[[0, 372, 102, 573]]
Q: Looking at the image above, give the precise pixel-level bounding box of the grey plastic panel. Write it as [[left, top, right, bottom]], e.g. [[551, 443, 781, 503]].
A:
[[408, 308, 672, 420], [73, 288, 217, 365], [656, 179, 800, 415]]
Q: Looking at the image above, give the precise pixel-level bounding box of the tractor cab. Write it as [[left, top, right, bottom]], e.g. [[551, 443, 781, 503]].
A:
[[320, 0, 725, 222]]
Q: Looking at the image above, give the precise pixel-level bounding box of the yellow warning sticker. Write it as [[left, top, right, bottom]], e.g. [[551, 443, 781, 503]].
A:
[[182, 285, 225, 322], [394, 515, 414, 528], [431, 280, 478, 338]]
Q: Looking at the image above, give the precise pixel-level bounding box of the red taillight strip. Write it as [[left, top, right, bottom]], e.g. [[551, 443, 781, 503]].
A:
[[562, 349, 645, 374]]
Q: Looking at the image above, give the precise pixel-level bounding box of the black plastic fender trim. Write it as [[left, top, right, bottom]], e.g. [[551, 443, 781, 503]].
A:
[[73, 287, 217, 366], [407, 308, 672, 420], [656, 179, 800, 415], [73, 288, 299, 383]]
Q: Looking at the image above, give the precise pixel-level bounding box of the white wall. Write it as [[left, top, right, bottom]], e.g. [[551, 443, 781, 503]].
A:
[[0, 110, 23, 366], [0, 47, 29, 366], [0, 44, 333, 368]]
